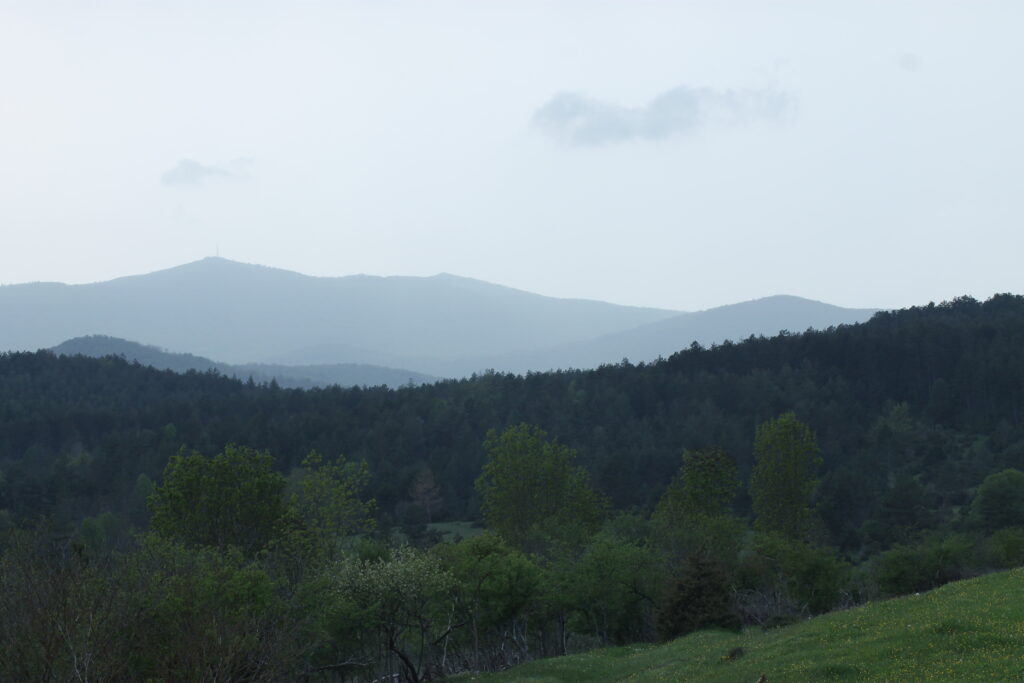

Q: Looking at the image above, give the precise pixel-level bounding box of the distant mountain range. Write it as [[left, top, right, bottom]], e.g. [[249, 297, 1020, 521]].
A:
[[50, 335, 437, 389], [438, 295, 881, 375], [2, 258, 880, 377]]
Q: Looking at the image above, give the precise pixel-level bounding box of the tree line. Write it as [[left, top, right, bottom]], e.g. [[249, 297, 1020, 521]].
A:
[[3, 295, 1024, 557], [4, 413, 1024, 680]]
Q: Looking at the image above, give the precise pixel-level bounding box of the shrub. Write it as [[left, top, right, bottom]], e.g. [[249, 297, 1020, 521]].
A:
[[734, 532, 850, 621], [978, 527, 1024, 569], [872, 534, 974, 597], [656, 555, 741, 641]]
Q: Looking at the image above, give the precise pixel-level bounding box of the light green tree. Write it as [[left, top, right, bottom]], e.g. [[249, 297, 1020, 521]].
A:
[[652, 447, 744, 565], [562, 530, 666, 644], [289, 451, 376, 557], [432, 533, 541, 668], [333, 547, 455, 682], [475, 424, 607, 555], [750, 413, 822, 540], [149, 445, 289, 556], [655, 447, 738, 520]]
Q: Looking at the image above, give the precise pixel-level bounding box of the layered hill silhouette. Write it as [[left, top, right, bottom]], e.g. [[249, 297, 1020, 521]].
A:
[[51, 335, 437, 389], [1, 258, 878, 376], [437, 295, 880, 375]]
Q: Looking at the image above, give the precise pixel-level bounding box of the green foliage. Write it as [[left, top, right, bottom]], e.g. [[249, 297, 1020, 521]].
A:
[[656, 554, 741, 641], [128, 473, 155, 527], [434, 533, 541, 669], [124, 534, 292, 681], [736, 532, 850, 620], [860, 472, 939, 547], [978, 527, 1024, 569], [652, 447, 745, 565], [6, 295, 1024, 550], [77, 511, 127, 554], [435, 533, 540, 631], [0, 528, 308, 682], [332, 546, 457, 681], [653, 511, 747, 571], [563, 531, 667, 644], [970, 468, 1024, 533], [662, 447, 739, 518], [476, 424, 608, 555], [872, 533, 975, 597], [750, 413, 822, 541], [0, 528, 135, 682], [149, 445, 290, 556], [12, 296, 1024, 676], [289, 450, 376, 557]]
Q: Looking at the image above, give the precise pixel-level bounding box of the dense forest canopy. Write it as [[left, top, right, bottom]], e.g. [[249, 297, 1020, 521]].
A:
[[2, 294, 1024, 556]]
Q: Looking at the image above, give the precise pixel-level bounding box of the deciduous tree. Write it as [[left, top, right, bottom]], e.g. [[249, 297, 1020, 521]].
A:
[[475, 424, 607, 555], [149, 445, 289, 556], [652, 447, 743, 564], [750, 413, 822, 541]]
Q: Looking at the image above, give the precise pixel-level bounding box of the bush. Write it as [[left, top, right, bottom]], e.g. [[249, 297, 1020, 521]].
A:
[[734, 532, 850, 621], [564, 533, 666, 644], [978, 527, 1024, 569], [872, 534, 974, 597], [656, 555, 741, 641]]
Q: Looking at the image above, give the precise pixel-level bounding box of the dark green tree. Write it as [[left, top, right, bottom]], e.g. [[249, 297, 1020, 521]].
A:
[[970, 468, 1024, 532], [656, 554, 741, 641], [750, 413, 822, 541]]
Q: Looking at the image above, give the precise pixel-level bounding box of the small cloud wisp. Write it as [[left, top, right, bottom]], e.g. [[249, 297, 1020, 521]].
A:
[[160, 158, 253, 188], [532, 85, 790, 146]]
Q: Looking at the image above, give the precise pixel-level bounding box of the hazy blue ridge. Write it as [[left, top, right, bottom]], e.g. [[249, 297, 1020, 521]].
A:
[[3, 257, 678, 366], [50, 335, 438, 389], [8, 258, 876, 378], [416, 295, 880, 376]]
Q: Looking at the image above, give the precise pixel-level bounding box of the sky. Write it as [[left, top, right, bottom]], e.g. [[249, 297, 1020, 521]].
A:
[[2, 1, 1023, 311]]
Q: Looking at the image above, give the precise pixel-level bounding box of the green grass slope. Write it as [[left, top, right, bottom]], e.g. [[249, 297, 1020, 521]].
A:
[[470, 569, 1024, 682]]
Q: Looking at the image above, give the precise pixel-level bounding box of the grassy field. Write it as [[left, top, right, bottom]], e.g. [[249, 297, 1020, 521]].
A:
[[464, 568, 1024, 682], [427, 520, 486, 542]]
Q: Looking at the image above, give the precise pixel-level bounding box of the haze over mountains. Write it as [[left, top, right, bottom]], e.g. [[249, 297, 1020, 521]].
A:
[[51, 335, 438, 389], [2, 258, 879, 378]]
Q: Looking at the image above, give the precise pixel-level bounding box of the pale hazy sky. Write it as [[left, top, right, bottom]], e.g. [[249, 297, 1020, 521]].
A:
[[2, 1, 1022, 311]]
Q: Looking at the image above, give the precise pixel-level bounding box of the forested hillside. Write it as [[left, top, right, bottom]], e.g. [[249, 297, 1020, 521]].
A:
[[4, 294, 1024, 680], [2, 294, 1023, 555]]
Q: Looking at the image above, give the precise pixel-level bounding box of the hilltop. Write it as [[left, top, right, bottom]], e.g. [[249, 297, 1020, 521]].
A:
[[0, 258, 677, 372], [1, 258, 875, 376]]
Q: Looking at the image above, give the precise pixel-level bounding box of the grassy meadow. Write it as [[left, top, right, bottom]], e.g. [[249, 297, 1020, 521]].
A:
[[464, 568, 1024, 682]]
